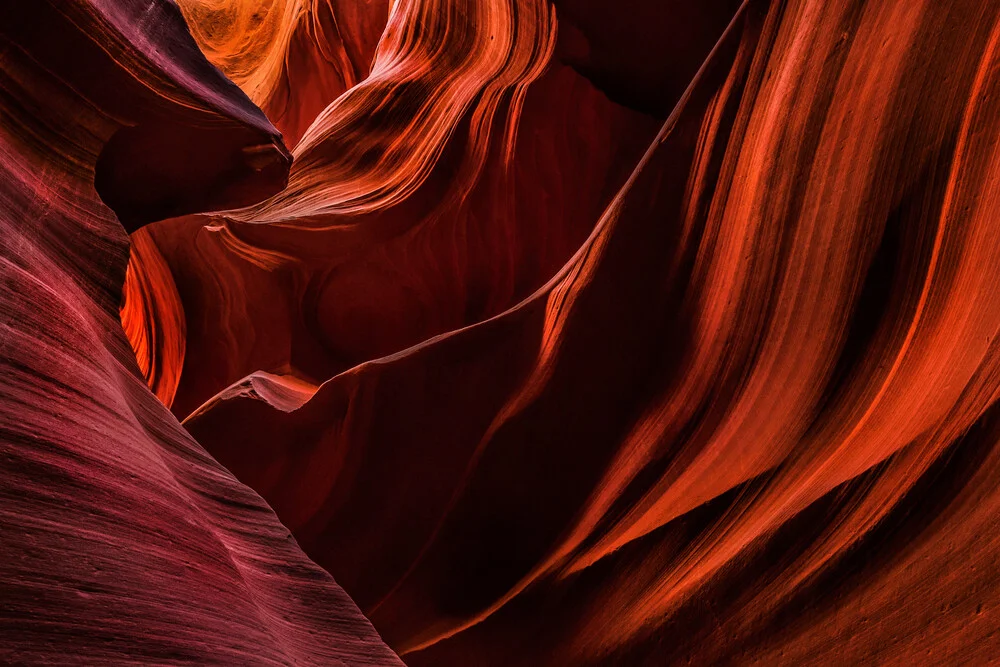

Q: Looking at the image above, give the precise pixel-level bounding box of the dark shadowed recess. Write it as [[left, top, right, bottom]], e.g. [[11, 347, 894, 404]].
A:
[[0, 0, 292, 231], [553, 0, 746, 117]]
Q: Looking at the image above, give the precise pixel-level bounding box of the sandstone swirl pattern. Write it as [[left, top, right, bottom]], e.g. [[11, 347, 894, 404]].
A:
[[0, 1, 401, 664], [6, 0, 1000, 665]]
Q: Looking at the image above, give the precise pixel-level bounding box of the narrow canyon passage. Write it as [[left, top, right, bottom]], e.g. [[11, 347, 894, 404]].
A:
[[5, 0, 1000, 665]]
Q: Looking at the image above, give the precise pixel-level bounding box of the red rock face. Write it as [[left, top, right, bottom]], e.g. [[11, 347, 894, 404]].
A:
[[8, 0, 1000, 664], [0, 1, 400, 663]]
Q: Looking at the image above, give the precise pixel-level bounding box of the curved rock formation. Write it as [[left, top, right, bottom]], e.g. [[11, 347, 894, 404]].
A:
[[0, 1, 400, 664], [10, 0, 1000, 664]]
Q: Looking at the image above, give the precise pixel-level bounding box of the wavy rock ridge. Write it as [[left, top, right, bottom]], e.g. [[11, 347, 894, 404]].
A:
[[0, 1, 400, 664], [7, 0, 1000, 664]]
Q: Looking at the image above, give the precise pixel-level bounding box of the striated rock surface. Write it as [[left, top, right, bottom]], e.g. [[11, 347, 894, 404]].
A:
[[0, 1, 400, 664], [9, 0, 1000, 664]]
